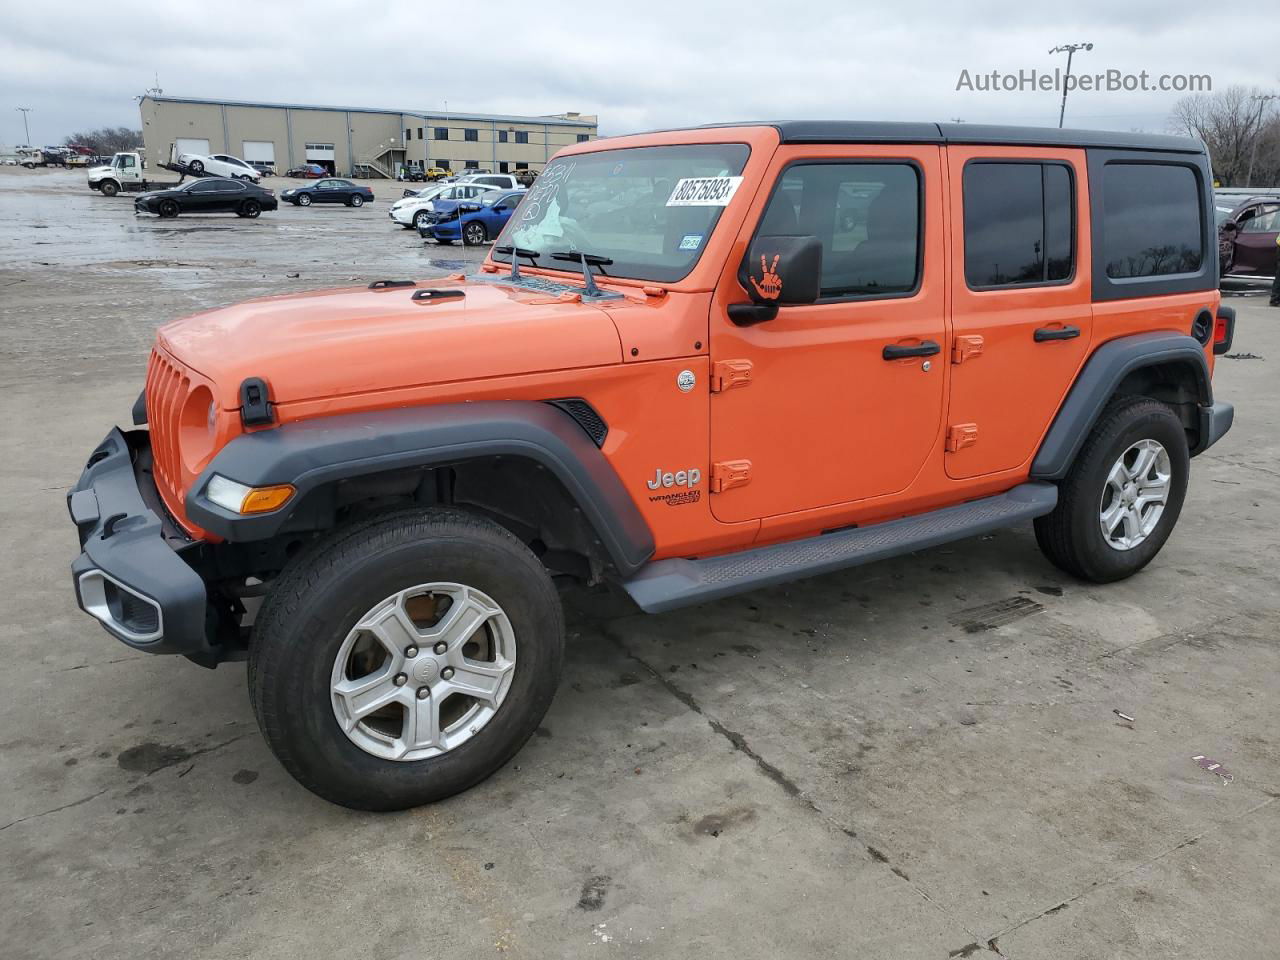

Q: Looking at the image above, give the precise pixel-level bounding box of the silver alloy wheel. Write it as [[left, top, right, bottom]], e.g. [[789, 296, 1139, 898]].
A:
[[299, 194, 311, 205], [351, 195, 363, 206], [331, 583, 517, 761], [1099, 439, 1171, 551], [465, 222, 485, 245]]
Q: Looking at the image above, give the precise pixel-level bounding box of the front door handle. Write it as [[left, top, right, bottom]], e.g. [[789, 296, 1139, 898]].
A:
[[882, 340, 941, 360], [1034, 325, 1081, 342]]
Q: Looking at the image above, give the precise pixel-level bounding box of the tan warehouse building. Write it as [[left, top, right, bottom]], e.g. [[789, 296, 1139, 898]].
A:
[[139, 95, 598, 178]]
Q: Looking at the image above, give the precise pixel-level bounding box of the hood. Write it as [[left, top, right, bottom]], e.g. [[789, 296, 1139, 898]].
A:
[[88, 164, 111, 175], [157, 279, 624, 410]]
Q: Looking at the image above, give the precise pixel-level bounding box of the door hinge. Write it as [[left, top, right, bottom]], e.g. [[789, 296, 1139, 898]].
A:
[[952, 335, 984, 364], [946, 423, 979, 453], [711, 359, 753, 393], [710, 459, 752, 493]]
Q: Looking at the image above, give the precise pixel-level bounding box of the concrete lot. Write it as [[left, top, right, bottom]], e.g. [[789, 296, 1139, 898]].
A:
[[2, 168, 1278, 960]]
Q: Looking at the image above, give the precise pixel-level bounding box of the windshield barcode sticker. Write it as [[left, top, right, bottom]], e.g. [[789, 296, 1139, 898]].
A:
[[666, 176, 744, 207]]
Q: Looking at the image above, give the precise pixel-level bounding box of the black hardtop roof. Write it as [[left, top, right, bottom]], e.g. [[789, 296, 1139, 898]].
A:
[[668, 121, 1203, 154]]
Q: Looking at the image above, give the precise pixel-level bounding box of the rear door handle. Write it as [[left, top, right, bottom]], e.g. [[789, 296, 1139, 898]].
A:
[[1034, 325, 1081, 342], [882, 340, 941, 360]]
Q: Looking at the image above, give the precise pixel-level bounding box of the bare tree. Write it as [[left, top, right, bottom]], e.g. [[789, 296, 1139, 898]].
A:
[[1169, 86, 1278, 186], [63, 127, 143, 156]]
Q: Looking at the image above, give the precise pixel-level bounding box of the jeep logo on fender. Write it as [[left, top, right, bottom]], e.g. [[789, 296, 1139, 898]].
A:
[[647, 468, 701, 490]]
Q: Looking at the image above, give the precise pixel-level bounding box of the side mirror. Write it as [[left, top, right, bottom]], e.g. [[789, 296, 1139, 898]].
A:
[[730, 235, 823, 326], [1222, 220, 1240, 234]]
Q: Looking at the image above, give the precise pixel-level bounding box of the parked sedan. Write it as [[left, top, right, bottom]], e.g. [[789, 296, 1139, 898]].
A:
[[134, 178, 278, 218], [418, 189, 525, 245], [389, 182, 499, 229], [282, 178, 375, 207], [1217, 193, 1280, 282], [284, 164, 327, 178]]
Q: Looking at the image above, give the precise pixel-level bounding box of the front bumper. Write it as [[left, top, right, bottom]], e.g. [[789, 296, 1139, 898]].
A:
[[423, 220, 461, 240], [68, 428, 214, 661]]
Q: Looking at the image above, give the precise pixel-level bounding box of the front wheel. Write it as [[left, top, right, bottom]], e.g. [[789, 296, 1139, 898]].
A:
[[157, 199, 180, 218], [1035, 397, 1189, 583], [100, 180, 119, 197], [249, 508, 564, 810], [298, 193, 312, 206], [463, 221, 487, 246], [188, 159, 205, 174]]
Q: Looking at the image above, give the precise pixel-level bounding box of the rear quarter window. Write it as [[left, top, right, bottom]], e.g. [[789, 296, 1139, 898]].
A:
[[1101, 163, 1203, 278], [1088, 150, 1214, 301]]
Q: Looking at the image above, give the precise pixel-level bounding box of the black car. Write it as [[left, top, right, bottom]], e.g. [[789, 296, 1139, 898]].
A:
[[281, 178, 375, 207], [134, 178, 278, 219]]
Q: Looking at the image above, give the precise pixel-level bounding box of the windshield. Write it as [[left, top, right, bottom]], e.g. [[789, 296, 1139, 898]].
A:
[[493, 143, 750, 283]]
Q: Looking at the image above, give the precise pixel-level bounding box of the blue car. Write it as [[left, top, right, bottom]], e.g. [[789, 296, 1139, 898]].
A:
[[419, 189, 525, 245]]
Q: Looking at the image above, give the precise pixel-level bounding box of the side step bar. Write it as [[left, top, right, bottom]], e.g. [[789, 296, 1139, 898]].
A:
[[621, 482, 1058, 614]]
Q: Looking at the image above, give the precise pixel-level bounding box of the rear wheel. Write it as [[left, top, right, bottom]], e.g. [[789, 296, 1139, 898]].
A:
[[240, 199, 262, 218], [157, 198, 180, 219], [100, 180, 119, 197], [249, 508, 564, 810], [1035, 397, 1189, 583], [463, 221, 487, 246], [349, 194, 365, 207]]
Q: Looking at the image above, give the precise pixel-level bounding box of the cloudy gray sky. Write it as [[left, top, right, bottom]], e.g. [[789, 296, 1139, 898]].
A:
[[3, 0, 1276, 147]]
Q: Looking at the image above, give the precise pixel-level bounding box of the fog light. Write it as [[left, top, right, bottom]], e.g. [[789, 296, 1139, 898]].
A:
[[206, 475, 295, 514]]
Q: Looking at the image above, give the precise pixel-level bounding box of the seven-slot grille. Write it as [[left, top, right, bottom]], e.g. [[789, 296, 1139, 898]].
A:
[[145, 349, 191, 509]]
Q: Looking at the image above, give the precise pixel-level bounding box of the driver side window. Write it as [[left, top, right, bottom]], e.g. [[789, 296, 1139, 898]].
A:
[[1240, 204, 1280, 233], [755, 162, 922, 299]]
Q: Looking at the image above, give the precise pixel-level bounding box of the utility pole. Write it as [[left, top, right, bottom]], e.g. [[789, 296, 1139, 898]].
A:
[[1049, 43, 1093, 128], [15, 107, 32, 146], [1245, 93, 1278, 187]]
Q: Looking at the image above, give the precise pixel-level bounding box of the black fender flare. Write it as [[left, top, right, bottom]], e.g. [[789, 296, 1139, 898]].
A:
[[1031, 332, 1212, 480], [186, 402, 655, 576]]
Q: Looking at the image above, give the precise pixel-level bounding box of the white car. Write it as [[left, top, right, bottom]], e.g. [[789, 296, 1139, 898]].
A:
[[457, 172, 522, 191], [388, 182, 501, 229], [178, 152, 261, 182]]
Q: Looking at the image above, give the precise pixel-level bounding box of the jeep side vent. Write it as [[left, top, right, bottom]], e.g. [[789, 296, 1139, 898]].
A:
[[239, 377, 274, 427], [546, 398, 608, 448], [368, 279, 416, 290]]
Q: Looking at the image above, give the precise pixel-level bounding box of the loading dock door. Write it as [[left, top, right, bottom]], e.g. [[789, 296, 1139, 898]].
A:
[[305, 142, 336, 174], [242, 141, 275, 164], [175, 138, 211, 157]]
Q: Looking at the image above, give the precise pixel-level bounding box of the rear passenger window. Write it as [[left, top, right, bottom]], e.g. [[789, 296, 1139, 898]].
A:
[[756, 163, 921, 299], [963, 162, 1074, 288], [1100, 163, 1202, 278]]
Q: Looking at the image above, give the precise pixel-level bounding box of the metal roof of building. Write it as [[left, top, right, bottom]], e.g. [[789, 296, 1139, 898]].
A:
[[143, 95, 597, 128]]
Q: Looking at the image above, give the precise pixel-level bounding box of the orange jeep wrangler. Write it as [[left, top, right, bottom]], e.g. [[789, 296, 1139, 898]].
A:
[[69, 122, 1236, 809]]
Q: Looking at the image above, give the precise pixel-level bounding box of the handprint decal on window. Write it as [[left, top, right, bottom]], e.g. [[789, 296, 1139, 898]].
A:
[[750, 254, 782, 300]]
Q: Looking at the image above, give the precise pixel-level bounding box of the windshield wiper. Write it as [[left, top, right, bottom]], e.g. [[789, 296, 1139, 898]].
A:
[[493, 245, 540, 281], [550, 251, 614, 297]]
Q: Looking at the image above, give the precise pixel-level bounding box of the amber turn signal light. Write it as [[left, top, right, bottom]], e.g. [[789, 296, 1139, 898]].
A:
[[206, 475, 296, 515]]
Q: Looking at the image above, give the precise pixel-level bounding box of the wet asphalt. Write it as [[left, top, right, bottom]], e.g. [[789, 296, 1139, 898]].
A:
[[2, 167, 1280, 960]]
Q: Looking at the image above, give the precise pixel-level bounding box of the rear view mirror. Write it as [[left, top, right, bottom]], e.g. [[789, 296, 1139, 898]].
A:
[[741, 235, 823, 306]]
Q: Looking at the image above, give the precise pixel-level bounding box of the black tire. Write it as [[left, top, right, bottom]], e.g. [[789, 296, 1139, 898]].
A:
[[463, 221, 487, 246], [1034, 397, 1189, 583], [298, 193, 312, 206], [100, 180, 119, 197], [413, 209, 430, 230], [349, 194, 364, 207], [240, 199, 261, 219], [158, 199, 180, 219], [189, 159, 205, 174], [436, 238, 454, 245], [249, 508, 564, 810]]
